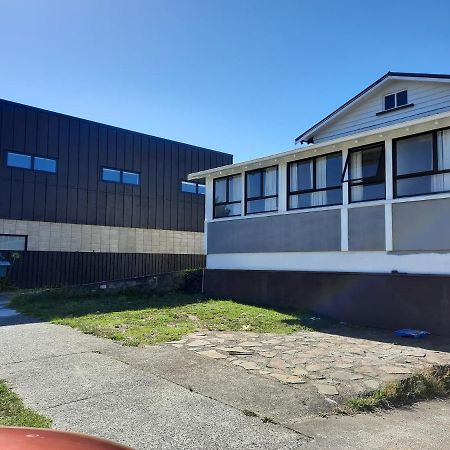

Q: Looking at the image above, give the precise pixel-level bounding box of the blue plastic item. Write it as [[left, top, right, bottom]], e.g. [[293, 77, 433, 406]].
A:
[[394, 329, 430, 339]]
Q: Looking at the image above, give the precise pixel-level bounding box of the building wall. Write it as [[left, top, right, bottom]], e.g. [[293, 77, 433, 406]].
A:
[[313, 79, 450, 143], [0, 99, 232, 287], [204, 269, 450, 337]]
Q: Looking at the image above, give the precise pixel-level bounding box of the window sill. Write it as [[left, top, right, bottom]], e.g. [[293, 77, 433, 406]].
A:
[[376, 103, 414, 116]]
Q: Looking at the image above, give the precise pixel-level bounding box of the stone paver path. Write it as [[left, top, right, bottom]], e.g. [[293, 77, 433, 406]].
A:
[[168, 328, 450, 399]]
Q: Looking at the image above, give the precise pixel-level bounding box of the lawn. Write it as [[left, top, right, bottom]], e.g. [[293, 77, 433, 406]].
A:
[[11, 289, 328, 346], [0, 380, 51, 428]]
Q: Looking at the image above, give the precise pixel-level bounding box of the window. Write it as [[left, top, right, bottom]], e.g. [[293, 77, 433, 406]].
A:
[[181, 181, 205, 195], [384, 90, 408, 111], [101, 168, 140, 185], [6, 152, 32, 169], [6, 152, 57, 173], [122, 171, 140, 185], [214, 174, 242, 218], [343, 143, 385, 202], [394, 129, 450, 198], [288, 152, 342, 209], [0, 234, 27, 251], [245, 166, 278, 214], [34, 156, 57, 173], [102, 168, 121, 183]]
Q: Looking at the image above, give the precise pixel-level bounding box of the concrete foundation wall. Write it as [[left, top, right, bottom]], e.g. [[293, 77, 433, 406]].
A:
[[204, 269, 450, 337]]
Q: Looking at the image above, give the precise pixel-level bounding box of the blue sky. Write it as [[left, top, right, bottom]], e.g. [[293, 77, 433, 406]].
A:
[[1, 0, 449, 162]]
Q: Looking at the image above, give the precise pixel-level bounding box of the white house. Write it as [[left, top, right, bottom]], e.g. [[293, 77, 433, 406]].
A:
[[189, 72, 450, 336]]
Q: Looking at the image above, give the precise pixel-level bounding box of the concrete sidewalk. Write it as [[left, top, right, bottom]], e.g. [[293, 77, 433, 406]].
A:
[[0, 294, 449, 449]]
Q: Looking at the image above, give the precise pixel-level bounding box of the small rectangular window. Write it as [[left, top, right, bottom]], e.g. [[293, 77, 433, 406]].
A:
[[214, 174, 242, 218], [384, 90, 408, 111], [245, 166, 278, 214], [102, 168, 121, 183], [122, 171, 140, 185], [343, 143, 385, 202], [197, 184, 206, 195], [6, 152, 32, 169], [288, 152, 342, 210], [394, 129, 450, 198], [181, 181, 198, 194], [0, 234, 27, 251], [34, 156, 57, 173]]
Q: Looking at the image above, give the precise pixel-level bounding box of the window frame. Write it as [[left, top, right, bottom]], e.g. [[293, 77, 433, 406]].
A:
[[287, 151, 343, 211], [213, 174, 242, 218], [101, 167, 141, 185], [181, 180, 205, 195], [342, 142, 386, 204], [245, 165, 279, 215], [384, 90, 408, 111], [33, 156, 57, 173], [5, 151, 58, 173], [0, 234, 28, 251], [393, 126, 450, 199]]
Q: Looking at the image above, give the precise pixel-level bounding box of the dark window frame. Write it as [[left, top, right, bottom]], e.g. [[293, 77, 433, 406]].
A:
[[245, 165, 279, 215], [384, 90, 408, 110], [0, 233, 28, 251], [213, 174, 242, 218], [5, 151, 57, 173], [287, 151, 343, 210], [393, 126, 450, 199], [101, 166, 141, 186], [181, 180, 205, 195], [342, 142, 386, 203]]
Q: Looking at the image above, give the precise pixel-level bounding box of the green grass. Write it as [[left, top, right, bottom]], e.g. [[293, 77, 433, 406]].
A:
[[10, 289, 330, 346], [343, 365, 450, 413], [0, 380, 51, 428]]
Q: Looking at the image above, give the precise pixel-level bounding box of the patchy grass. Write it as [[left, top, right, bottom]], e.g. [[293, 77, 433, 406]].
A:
[[10, 289, 331, 346], [342, 365, 450, 413], [0, 380, 51, 428]]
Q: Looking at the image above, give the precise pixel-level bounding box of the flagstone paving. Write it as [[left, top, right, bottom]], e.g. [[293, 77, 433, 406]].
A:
[[167, 328, 450, 400]]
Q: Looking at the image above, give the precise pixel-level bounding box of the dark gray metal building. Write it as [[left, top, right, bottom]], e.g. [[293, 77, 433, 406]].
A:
[[0, 99, 232, 287]]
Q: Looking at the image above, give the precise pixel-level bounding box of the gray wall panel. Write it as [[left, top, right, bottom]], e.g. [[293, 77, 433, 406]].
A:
[[348, 206, 385, 251], [207, 210, 341, 254], [393, 198, 450, 251]]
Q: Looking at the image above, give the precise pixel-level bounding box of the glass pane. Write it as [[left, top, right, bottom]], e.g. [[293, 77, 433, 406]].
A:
[[396, 134, 433, 175], [102, 168, 121, 182], [228, 175, 241, 202], [437, 130, 450, 171], [181, 181, 197, 193], [246, 197, 277, 214], [214, 202, 241, 218], [385, 94, 395, 110], [0, 235, 26, 251], [290, 160, 313, 192], [246, 171, 261, 198], [396, 90, 408, 107], [122, 171, 139, 185], [34, 157, 57, 173], [396, 175, 432, 197], [7, 152, 32, 169], [197, 184, 205, 195], [350, 147, 383, 180], [351, 182, 385, 202], [289, 188, 342, 209], [214, 179, 227, 203], [325, 153, 342, 187], [263, 167, 278, 196]]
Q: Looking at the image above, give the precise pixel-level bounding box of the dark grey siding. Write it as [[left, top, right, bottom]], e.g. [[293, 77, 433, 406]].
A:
[[348, 206, 385, 251], [9, 252, 205, 288], [393, 198, 450, 251], [207, 210, 341, 253], [0, 99, 232, 232]]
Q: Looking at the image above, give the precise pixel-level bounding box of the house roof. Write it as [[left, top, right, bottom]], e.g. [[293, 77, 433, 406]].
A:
[[295, 72, 450, 145]]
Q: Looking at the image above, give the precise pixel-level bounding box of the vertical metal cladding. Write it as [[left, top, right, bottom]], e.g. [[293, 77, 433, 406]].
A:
[[0, 99, 232, 287]]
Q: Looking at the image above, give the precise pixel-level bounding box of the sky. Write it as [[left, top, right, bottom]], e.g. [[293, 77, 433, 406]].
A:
[[1, 0, 450, 162]]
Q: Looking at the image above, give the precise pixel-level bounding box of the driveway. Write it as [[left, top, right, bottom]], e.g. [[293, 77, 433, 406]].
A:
[[0, 293, 449, 449]]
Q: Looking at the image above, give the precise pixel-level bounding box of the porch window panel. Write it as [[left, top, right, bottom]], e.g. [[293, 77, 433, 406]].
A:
[[214, 174, 242, 218], [245, 166, 278, 214]]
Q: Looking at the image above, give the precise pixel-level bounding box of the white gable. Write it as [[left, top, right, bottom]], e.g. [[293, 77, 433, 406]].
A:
[[310, 79, 450, 144]]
